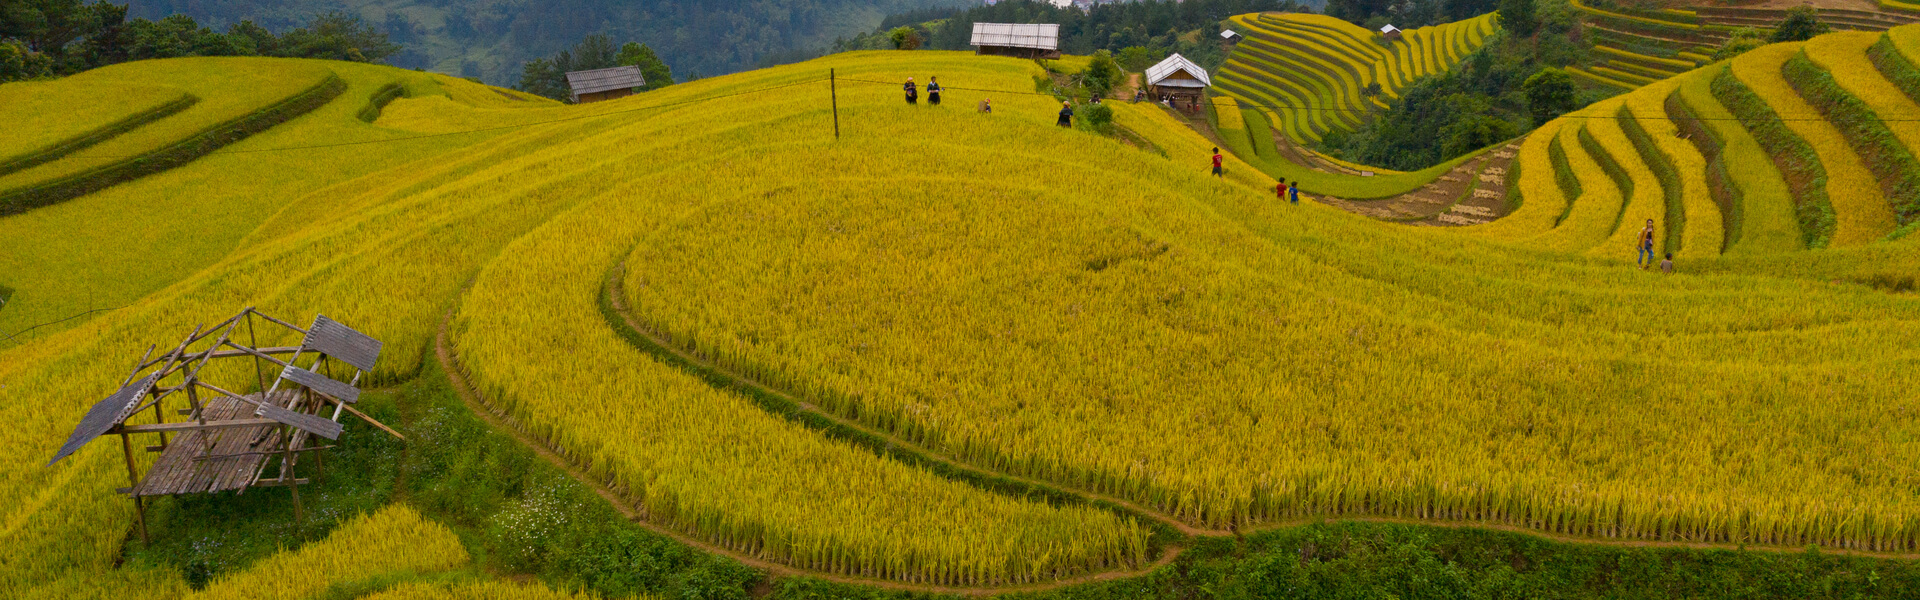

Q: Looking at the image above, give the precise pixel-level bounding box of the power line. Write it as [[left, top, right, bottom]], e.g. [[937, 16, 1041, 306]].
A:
[[839, 75, 1920, 124]]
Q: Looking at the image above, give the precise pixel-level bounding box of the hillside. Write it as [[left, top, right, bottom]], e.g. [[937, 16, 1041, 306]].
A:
[[124, 0, 961, 84], [3, 30, 1920, 599]]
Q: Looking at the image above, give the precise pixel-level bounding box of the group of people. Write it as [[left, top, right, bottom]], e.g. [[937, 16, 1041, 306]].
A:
[[1209, 147, 1300, 203], [1637, 219, 1675, 273], [902, 76, 944, 105]]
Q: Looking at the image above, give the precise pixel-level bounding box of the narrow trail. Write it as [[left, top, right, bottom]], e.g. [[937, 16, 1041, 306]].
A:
[[1312, 139, 1521, 226], [433, 304, 1184, 596]]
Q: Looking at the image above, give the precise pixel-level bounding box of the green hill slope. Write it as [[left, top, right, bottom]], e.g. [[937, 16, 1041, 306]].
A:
[[1, 43, 1918, 598]]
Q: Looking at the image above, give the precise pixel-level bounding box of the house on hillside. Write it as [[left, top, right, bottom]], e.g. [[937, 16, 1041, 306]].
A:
[[1221, 29, 1243, 43], [565, 65, 646, 104], [971, 23, 1063, 59], [1379, 24, 1403, 42], [1144, 53, 1211, 102]]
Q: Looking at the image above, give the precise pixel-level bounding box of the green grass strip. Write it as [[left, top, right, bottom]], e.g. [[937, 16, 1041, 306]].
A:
[[594, 265, 1188, 552], [0, 74, 347, 217], [357, 82, 409, 123], [1578, 125, 1637, 239], [0, 94, 198, 178], [1710, 66, 1836, 249], [1549, 132, 1583, 227], [1784, 51, 1920, 227], [1617, 104, 1686, 254], [1242, 106, 1282, 161]]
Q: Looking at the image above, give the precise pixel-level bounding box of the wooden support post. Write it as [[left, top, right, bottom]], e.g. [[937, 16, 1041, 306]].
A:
[[831, 69, 840, 140], [246, 310, 268, 396], [119, 433, 148, 544], [281, 425, 303, 532]]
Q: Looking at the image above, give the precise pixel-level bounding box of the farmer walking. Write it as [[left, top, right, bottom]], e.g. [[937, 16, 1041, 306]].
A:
[[1057, 101, 1074, 127], [927, 77, 943, 106], [904, 77, 918, 105], [1211, 147, 1224, 177], [1637, 219, 1657, 268]]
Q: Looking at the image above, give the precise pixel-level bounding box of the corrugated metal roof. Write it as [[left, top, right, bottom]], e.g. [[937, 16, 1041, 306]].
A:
[[1381, 24, 1400, 33], [1144, 53, 1211, 88], [565, 66, 646, 100], [970, 23, 1061, 50], [1221, 29, 1241, 39]]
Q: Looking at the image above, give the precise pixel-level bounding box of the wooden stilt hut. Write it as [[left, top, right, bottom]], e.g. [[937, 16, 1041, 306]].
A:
[[1144, 53, 1212, 104], [47, 308, 402, 541]]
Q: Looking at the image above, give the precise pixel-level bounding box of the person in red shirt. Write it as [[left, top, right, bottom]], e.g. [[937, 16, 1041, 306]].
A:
[[1211, 147, 1223, 177], [1277, 178, 1287, 199]]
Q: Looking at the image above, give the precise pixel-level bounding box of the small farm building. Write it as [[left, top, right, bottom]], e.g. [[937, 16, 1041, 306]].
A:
[[1221, 29, 1243, 43], [566, 66, 646, 103], [971, 23, 1063, 59], [1144, 53, 1211, 101], [1380, 24, 1403, 41]]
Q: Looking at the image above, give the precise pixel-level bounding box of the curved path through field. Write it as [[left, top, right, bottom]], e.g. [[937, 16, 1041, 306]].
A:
[[1310, 138, 1522, 225]]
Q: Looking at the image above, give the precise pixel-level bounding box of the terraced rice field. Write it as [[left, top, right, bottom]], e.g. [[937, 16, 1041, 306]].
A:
[[1213, 12, 1498, 144], [4, 26, 1920, 598], [1474, 27, 1920, 257], [1571, 0, 1920, 91]]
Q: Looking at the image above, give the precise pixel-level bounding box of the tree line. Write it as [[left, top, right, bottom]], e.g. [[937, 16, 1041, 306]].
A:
[[835, 0, 1314, 72], [517, 33, 675, 102], [2, 0, 398, 83]]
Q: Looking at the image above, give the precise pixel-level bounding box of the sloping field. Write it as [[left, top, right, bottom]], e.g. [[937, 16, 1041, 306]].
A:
[[1214, 12, 1498, 144], [0, 82, 194, 175], [1475, 26, 1920, 258], [2, 39, 1919, 599]]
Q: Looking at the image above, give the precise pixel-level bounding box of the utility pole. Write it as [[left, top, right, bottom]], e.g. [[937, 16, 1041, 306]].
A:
[[831, 69, 840, 139]]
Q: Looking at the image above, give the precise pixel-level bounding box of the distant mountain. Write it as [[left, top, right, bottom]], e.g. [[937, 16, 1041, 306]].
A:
[[125, 0, 965, 85]]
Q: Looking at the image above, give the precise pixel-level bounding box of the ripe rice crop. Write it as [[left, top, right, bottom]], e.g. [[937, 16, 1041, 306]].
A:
[[0, 82, 192, 173]]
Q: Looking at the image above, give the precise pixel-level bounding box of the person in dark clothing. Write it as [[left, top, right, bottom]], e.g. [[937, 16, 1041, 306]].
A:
[[904, 77, 918, 104], [927, 77, 943, 105], [1211, 147, 1224, 177], [1289, 181, 1300, 204], [1058, 101, 1074, 127]]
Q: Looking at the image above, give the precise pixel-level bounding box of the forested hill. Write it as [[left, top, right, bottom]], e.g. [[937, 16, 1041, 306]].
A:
[[124, 0, 964, 84]]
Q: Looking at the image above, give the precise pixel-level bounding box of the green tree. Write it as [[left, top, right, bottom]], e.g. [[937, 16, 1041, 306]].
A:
[[0, 38, 54, 82], [275, 11, 399, 62], [616, 42, 674, 91], [1498, 0, 1539, 38], [1442, 113, 1516, 156], [886, 26, 922, 50], [1117, 46, 1156, 72], [1713, 27, 1767, 62], [1523, 67, 1576, 125], [1083, 49, 1122, 98], [1770, 6, 1829, 43]]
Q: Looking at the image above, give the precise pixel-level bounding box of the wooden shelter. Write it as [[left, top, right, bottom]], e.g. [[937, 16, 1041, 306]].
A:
[[48, 308, 401, 541], [1220, 29, 1243, 43], [970, 23, 1062, 60], [1379, 24, 1403, 42], [565, 66, 646, 104], [1144, 53, 1212, 102]]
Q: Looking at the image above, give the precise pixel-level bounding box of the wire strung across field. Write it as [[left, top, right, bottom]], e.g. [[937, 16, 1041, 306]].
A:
[[833, 75, 1920, 124], [49, 68, 1920, 162]]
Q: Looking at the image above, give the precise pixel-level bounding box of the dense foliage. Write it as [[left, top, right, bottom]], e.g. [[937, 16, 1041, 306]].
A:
[[517, 33, 675, 102], [0, 0, 397, 82], [837, 0, 1313, 71], [123, 0, 959, 85], [1317, 0, 1599, 170]]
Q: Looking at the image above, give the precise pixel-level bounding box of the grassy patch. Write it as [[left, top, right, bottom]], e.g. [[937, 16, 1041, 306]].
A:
[[1711, 66, 1835, 249], [1548, 131, 1582, 226], [1577, 125, 1636, 239], [1785, 51, 1920, 227], [1616, 104, 1686, 254]]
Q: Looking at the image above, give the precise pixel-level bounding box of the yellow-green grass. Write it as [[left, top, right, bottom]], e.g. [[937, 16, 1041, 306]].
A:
[[0, 60, 495, 346], [1621, 77, 1722, 259], [1231, 28, 1378, 115], [0, 82, 193, 171], [1566, 67, 1638, 91], [1240, 15, 1393, 98], [362, 580, 623, 600], [1729, 43, 1888, 247], [1585, 105, 1668, 262], [6, 39, 1920, 599], [1268, 14, 1405, 90], [0, 58, 339, 196], [1217, 47, 1354, 134], [184, 505, 469, 600], [1589, 65, 1661, 87], [1596, 45, 1697, 71], [1230, 44, 1362, 131], [1676, 65, 1804, 255], [1214, 69, 1324, 139], [1804, 33, 1912, 240], [1524, 118, 1626, 253]]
